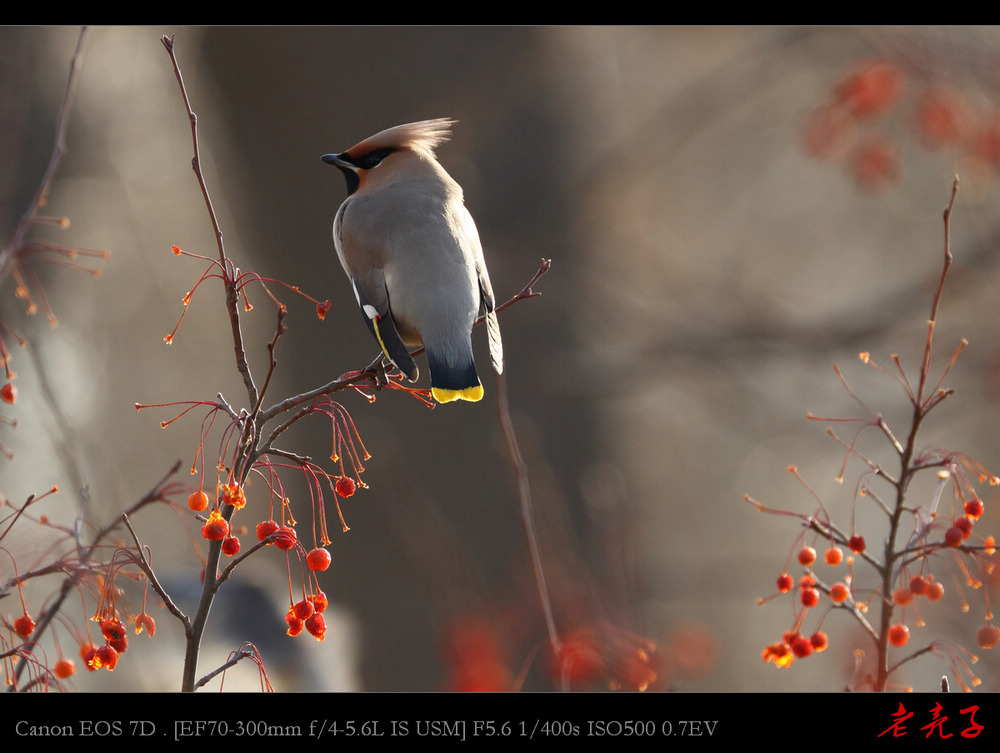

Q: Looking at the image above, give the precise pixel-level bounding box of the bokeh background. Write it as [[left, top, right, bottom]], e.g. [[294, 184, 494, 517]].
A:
[[4, 25, 1000, 692]]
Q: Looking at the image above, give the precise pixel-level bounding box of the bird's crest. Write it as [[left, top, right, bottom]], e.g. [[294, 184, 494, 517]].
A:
[[346, 118, 455, 159]]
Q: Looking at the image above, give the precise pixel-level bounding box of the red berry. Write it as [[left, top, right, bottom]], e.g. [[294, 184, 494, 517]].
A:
[[187, 490, 209, 511], [305, 612, 327, 641], [965, 498, 985, 520], [201, 509, 229, 540], [810, 631, 829, 652], [222, 535, 241, 556], [797, 546, 816, 567], [978, 624, 1000, 650], [80, 643, 99, 671], [310, 591, 329, 614], [889, 623, 909, 647], [954, 516, 974, 539], [101, 618, 127, 642], [835, 61, 904, 119], [945, 526, 964, 548], [222, 482, 246, 509], [849, 535, 866, 554], [13, 614, 34, 638], [850, 138, 900, 193], [109, 634, 128, 654], [335, 476, 356, 498], [256, 519, 279, 542], [1, 382, 16, 404], [274, 525, 297, 550], [909, 575, 928, 596], [825, 546, 843, 566], [306, 547, 332, 572], [135, 613, 156, 636], [830, 583, 850, 604], [776, 572, 794, 593], [801, 587, 820, 608], [285, 610, 304, 637], [791, 635, 813, 658], [93, 644, 119, 671], [293, 598, 314, 621]]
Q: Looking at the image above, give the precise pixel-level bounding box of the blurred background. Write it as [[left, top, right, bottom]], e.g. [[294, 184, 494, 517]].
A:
[[4, 25, 1000, 692]]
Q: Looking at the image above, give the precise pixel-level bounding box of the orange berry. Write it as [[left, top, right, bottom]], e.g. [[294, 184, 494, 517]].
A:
[[80, 643, 99, 671], [926, 581, 945, 601], [830, 583, 851, 603], [53, 658, 75, 679], [1, 382, 16, 404], [798, 546, 817, 567], [221, 482, 246, 509], [306, 547, 332, 572], [889, 623, 909, 647], [201, 509, 229, 540], [187, 490, 209, 511], [978, 624, 1000, 650], [93, 644, 119, 671], [335, 476, 356, 498], [893, 588, 913, 606], [285, 609, 304, 637], [825, 546, 843, 566]]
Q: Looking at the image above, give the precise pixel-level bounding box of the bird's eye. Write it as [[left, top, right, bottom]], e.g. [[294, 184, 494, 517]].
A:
[[360, 147, 396, 170]]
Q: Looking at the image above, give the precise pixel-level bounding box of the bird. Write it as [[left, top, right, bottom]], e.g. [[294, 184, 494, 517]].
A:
[[322, 118, 503, 404]]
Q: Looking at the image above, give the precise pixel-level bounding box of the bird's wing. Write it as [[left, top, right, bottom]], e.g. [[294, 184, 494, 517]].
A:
[[349, 270, 419, 382]]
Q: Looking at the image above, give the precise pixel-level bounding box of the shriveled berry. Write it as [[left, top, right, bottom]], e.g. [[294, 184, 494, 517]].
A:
[[201, 509, 229, 540], [305, 612, 327, 641], [285, 609, 304, 637], [222, 482, 246, 509], [849, 535, 866, 554], [101, 618, 127, 642], [310, 591, 329, 614], [93, 644, 119, 671], [135, 613, 156, 636]]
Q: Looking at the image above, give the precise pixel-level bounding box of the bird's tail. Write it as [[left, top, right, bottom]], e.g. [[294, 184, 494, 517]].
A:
[[486, 309, 503, 375]]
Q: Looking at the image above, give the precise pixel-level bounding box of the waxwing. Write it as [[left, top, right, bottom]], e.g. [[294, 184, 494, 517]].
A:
[[322, 118, 503, 403]]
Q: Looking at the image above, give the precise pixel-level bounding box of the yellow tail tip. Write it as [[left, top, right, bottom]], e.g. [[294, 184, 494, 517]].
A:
[[432, 384, 484, 403]]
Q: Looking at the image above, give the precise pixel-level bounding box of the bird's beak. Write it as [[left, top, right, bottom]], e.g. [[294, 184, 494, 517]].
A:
[[322, 153, 354, 170]]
